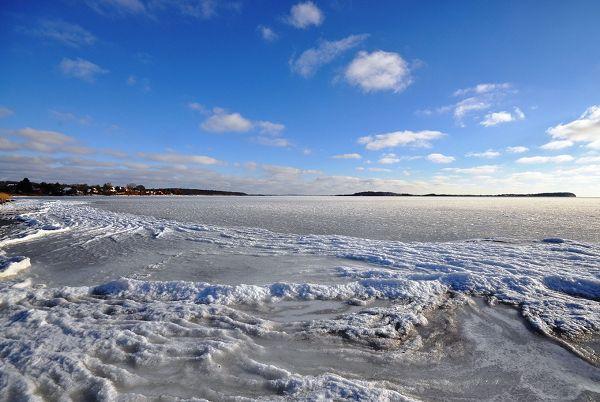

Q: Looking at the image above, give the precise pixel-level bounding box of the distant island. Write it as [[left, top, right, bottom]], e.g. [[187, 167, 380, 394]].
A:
[[0, 178, 247, 197], [339, 191, 576, 197]]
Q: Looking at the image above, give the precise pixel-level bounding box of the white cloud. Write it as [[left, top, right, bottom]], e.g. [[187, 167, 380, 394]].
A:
[[516, 155, 574, 164], [63, 145, 95, 155], [287, 1, 324, 29], [257, 25, 278, 42], [345, 50, 411, 93], [13, 127, 74, 145], [358, 130, 444, 150], [444, 165, 499, 175], [59, 58, 108, 82], [256, 121, 285, 135], [198, 108, 287, 146], [139, 152, 221, 165], [290, 34, 368, 77], [333, 153, 362, 159], [85, 0, 234, 20], [253, 136, 291, 147], [0, 137, 20, 150], [427, 153, 455, 164], [85, 0, 146, 16], [0, 106, 14, 118], [453, 83, 511, 97], [540, 140, 574, 150], [423, 83, 516, 127], [201, 108, 253, 133], [25, 19, 96, 47], [367, 167, 391, 172], [126, 75, 137, 86], [506, 146, 528, 154], [576, 155, 600, 164], [546, 105, 600, 149], [262, 164, 309, 177], [188, 102, 206, 113], [480, 107, 525, 127], [453, 97, 490, 120], [378, 153, 400, 164], [466, 149, 500, 159], [4, 149, 600, 195], [514, 107, 526, 120], [480, 111, 513, 126], [4, 127, 94, 155], [126, 75, 150, 92], [50, 110, 92, 125]]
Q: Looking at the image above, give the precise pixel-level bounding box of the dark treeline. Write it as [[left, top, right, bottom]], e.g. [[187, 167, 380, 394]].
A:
[[0, 178, 247, 197]]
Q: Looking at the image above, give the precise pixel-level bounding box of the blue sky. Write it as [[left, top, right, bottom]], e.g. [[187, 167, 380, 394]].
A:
[[1, 0, 600, 195]]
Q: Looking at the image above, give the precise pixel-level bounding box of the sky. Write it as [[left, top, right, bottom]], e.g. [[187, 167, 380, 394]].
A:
[[1, 0, 600, 195]]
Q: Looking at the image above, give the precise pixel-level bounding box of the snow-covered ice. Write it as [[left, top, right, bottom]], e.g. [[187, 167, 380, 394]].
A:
[[0, 198, 599, 400]]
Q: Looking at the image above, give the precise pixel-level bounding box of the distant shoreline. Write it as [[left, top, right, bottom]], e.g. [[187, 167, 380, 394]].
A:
[[1, 179, 578, 198]]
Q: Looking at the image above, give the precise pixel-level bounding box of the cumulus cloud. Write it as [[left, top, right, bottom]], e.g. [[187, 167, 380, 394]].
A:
[[516, 155, 574, 164], [453, 97, 490, 121], [3, 149, 599, 195], [345, 50, 411, 93], [59, 58, 108, 82], [287, 1, 324, 29], [25, 19, 96, 47], [546, 105, 600, 149], [333, 153, 362, 159], [256, 121, 285, 135], [199, 108, 285, 138], [422, 83, 518, 127], [358, 130, 444, 150], [540, 140, 574, 150], [427, 153, 455, 164], [201, 108, 253, 133], [257, 25, 278, 42], [198, 107, 289, 146], [466, 149, 500, 159], [0, 106, 14, 118], [290, 34, 368, 77], [480, 107, 525, 127], [506, 146, 529, 154]]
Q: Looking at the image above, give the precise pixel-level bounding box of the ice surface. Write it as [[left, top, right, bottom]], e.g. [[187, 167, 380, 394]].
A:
[[1, 199, 599, 400], [0, 256, 31, 278]]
